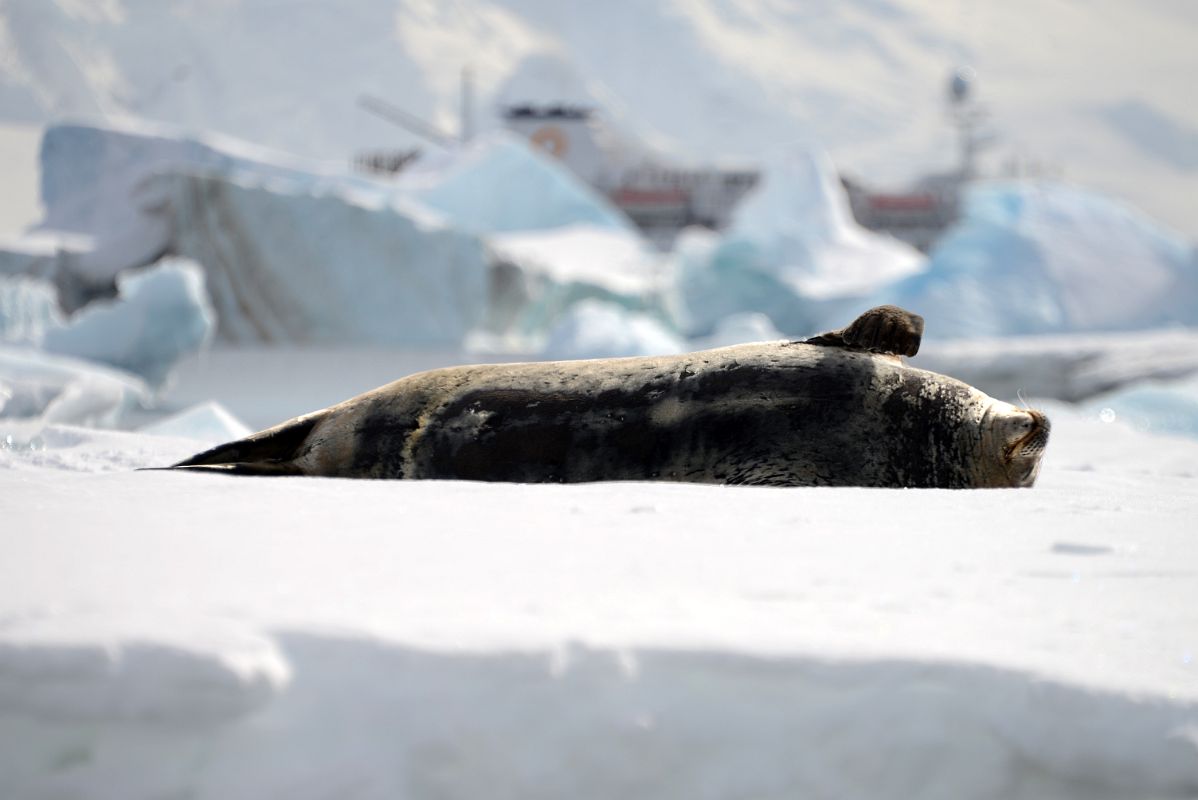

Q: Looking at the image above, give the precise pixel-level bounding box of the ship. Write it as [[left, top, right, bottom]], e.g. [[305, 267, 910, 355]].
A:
[[356, 67, 992, 254]]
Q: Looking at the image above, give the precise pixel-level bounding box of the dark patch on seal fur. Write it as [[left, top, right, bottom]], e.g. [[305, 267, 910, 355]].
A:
[[877, 372, 978, 487], [413, 354, 869, 485], [347, 409, 421, 479]]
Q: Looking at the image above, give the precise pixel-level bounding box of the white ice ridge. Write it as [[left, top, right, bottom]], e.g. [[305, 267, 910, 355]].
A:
[[0, 614, 290, 726], [1, 636, 1194, 800]]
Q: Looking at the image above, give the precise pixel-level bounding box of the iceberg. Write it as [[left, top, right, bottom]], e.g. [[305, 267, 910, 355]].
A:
[[885, 181, 1198, 338], [696, 312, 784, 348], [35, 121, 348, 283], [399, 132, 635, 235], [1, 257, 212, 391], [157, 170, 490, 346], [0, 272, 60, 344], [0, 345, 150, 428], [43, 258, 214, 387], [488, 223, 672, 344], [675, 149, 925, 336], [541, 299, 685, 360]]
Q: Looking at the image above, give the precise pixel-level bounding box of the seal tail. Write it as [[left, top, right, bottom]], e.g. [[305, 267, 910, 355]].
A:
[[162, 410, 325, 474]]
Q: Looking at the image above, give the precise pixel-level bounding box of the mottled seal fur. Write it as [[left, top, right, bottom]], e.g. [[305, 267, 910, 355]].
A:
[[168, 306, 1049, 488]]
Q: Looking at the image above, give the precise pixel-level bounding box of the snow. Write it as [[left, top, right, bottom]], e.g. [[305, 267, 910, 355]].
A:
[[1, 373, 1198, 797], [886, 181, 1198, 338]]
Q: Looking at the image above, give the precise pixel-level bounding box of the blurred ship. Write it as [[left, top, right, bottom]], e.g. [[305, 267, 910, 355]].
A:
[[501, 102, 759, 250], [356, 67, 993, 253], [841, 67, 995, 252]]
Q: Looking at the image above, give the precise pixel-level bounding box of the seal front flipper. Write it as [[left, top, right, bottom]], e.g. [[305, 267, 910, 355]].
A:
[[166, 410, 325, 473], [804, 305, 924, 357]]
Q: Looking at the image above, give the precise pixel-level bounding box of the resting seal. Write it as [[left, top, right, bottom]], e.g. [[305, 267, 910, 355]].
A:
[[167, 306, 1049, 488]]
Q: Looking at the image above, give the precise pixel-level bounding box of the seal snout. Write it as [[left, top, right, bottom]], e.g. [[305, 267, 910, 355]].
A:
[[994, 408, 1050, 487], [1011, 409, 1050, 459]]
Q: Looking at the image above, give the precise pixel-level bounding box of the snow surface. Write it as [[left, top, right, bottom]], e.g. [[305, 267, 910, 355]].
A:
[[1, 364, 1198, 797]]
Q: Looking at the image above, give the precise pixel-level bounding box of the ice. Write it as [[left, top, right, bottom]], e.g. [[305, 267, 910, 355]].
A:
[[0, 273, 60, 343], [912, 328, 1198, 404], [400, 132, 634, 235], [43, 258, 213, 387], [0, 346, 149, 427], [1081, 374, 1198, 439], [886, 181, 1198, 338], [697, 312, 785, 348], [541, 299, 685, 360], [0, 257, 211, 428], [676, 149, 925, 336], [159, 170, 490, 346], [140, 401, 252, 442], [0, 230, 98, 312], [25, 123, 503, 348], [35, 121, 344, 283], [2, 257, 213, 388], [489, 223, 662, 297], [486, 223, 674, 345]]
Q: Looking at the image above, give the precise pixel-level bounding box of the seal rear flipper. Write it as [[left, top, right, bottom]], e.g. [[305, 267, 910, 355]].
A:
[[169, 410, 324, 469], [804, 305, 924, 357], [162, 462, 307, 476]]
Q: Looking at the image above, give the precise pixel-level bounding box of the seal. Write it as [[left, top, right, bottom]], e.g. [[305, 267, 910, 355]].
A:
[[166, 306, 1049, 488]]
